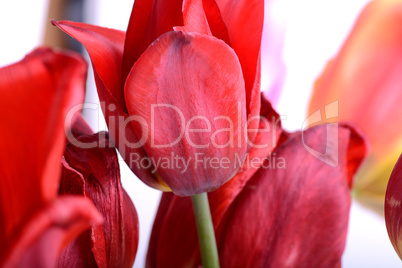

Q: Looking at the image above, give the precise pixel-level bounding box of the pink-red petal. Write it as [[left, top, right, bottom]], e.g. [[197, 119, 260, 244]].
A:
[[125, 31, 247, 196], [174, 0, 212, 35]]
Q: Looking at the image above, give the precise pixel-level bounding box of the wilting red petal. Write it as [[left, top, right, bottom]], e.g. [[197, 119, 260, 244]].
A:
[[125, 31, 246, 196], [122, 0, 183, 81], [174, 0, 212, 35], [147, 124, 367, 267], [385, 154, 402, 260], [2, 196, 102, 268], [59, 118, 139, 268], [308, 0, 402, 209], [216, 124, 366, 267], [53, 20, 168, 191], [215, 0, 264, 128], [0, 48, 86, 258]]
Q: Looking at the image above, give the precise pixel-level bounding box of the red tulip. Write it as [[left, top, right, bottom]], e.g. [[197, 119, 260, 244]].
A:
[[146, 97, 368, 267], [52, 0, 264, 196], [385, 154, 402, 260], [0, 48, 102, 267], [58, 115, 139, 267], [308, 0, 402, 212]]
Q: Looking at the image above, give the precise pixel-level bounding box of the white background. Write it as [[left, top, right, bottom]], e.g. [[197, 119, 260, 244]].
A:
[[0, 0, 400, 267]]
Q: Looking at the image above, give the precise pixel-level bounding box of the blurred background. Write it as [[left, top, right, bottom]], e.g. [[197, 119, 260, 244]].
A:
[[0, 0, 399, 267]]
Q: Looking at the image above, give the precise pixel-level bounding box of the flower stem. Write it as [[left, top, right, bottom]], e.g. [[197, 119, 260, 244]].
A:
[[191, 192, 220, 268]]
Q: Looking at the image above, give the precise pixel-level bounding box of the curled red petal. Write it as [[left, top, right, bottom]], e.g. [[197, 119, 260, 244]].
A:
[[385, 154, 402, 260], [125, 31, 247, 196], [59, 120, 139, 268], [122, 0, 183, 81], [0, 48, 86, 256], [2, 196, 102, 268], [53, 20, 167, 191], [52, 20, 126, 111]]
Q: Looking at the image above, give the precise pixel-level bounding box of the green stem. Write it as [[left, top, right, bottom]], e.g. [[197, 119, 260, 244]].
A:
[[191, 192, 220, 268]]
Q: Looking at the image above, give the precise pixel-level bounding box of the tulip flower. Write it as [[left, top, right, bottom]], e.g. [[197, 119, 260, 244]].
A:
[[308, 0, 402, 212], [52, 0, 264, 196], [146, 95, 368, 267], [58, 115, 139, 267], [0, 48, 103, 267], [385, 154, 402, 260]]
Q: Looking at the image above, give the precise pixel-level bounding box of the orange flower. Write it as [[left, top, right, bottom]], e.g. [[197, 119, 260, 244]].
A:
[[308, 0, 402, 212]]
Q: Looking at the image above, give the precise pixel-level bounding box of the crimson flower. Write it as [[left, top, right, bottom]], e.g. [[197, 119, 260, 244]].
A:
[[0, 48, 102, 267], [385, 154, 402, 260], [52, 0, 264, 196], [308, 0, 402, 212], [58, 116, 139, 267], [146, 95, 368, 267]]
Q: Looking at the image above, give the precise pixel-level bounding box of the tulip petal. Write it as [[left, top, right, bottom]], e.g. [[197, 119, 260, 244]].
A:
[[202, 0, 231, 44], [216, 124, 366, 267], [0, 48, 86, 255], [174, 0, 212, 35], [53, 20, 168, 191], [215, 0, 264, 127], [122, 0, 183, 81], [2, 196, 102, 268], [52, 20, 126, 110], [385, 154, 402, 260], [146, 124, 367, 267], [59, 119, 139, 268], [308, 0, 402, 210], [209, 93, 282, 224], [125, 31, 247, 196]]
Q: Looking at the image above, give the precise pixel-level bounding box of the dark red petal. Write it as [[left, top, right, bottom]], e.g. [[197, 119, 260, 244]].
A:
[[385, 154, 402, 260], [216, 125, 367, 267], [122, 0, 183, 81], [215, 0, 263, 124], [53, 20, 168, 191], [59, 122, 139, 268], [2, 196, 102, 268], [174, 0, 212, 35], [0, 48, 86, 255], [146, 193, 198, 268], [147, 124, 368, 267], [125, 31, 247, 196]]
